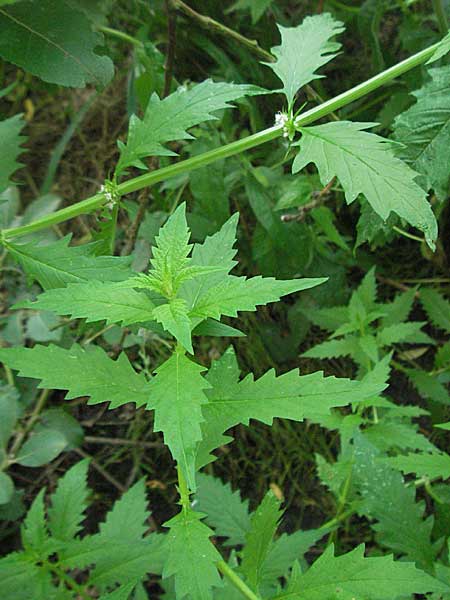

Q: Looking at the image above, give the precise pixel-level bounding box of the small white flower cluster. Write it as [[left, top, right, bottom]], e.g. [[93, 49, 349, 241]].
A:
[[274, 111, 290, 138], [100, 181, 119, 210]]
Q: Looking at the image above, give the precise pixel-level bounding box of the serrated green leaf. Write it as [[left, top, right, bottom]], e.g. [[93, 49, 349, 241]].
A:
[[300, 305, 349, 330], [21, 489, 49, 553], [364, 421, 436, 453], [240, 491, 282, 591], [302, 336, 358, 360], [381, 452, 450, 480], [421, 288, 450, 333], [48, 459, 89, 541], [195, 347, 385, 468], [5, 236, 132, 290], [116, 80, 263, 174], [266, 14, 344, 108], [377, 322, 433, 346], [393, 65, 450, 201], [97, 478, 149, 542], [276, 544, 447, 599], [180, 213, 239, 309], [147, 351, 210, 489], [293, 121, 438, 249], [0, 553, 49, 600], [0, 0, 113, 87], [406, 368, 450, 405], [0, 344, 150, 409], [380, 287, 416, 328], [162, 506, 222, 600], [353, 433, 436, 569], [0, 114, 26, 194], [20, 281, 156, 326], [191, 275, 326, 321], [262, 528, 325, 584], [195, 473, 251, 546], [153, 298, 193, 353]]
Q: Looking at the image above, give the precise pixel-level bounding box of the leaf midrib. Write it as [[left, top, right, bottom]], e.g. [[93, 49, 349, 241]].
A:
[[0, 6, 101, 85]]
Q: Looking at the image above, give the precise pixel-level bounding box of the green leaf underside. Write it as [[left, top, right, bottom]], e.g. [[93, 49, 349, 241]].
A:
[[267, 13, 344, 107], [147, 351, 210, 489], [393, 65, 450, 202], [0, 114, 26, 193], [19, 281, 156, 326], [195, 347, 386, 467], [293, 121, 437, 249], [116, 80, 264, 174], [5, 236, 132, 289], [276, 544, 447, 599], [0, 0, 113, 87], [163, 507, 222, 600], [0, 344, 149, 409]]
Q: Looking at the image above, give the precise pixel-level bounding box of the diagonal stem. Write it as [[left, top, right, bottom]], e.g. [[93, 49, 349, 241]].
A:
[[0, 38, 442, 242]]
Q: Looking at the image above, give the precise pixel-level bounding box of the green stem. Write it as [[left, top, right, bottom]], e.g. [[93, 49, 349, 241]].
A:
[[99, 25, 144, 48], [392, 225, 425, 243], [177, 464, 191, 511], [176, 466, 261, 600], [217, 561, 263, 600], [0, 39, 442, 242], [432, 0, 449, 36]]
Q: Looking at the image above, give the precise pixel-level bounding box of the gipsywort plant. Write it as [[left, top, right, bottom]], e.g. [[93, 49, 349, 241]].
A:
[[1, 5, 450, 599]]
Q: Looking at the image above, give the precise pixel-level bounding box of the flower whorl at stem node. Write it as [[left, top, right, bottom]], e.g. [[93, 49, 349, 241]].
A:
[[274, 111, 295, 140], [100, 179, 121, 210]]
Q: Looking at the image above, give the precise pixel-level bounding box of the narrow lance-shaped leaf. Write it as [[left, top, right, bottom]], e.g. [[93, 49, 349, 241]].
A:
[[420, 287, 450, 333], [293, 121, 438, 249], [194, 346, 386, 468], [266, 13, 344, 108], [48, 459, 90, 542], [5, 236, 132, 290], [393, 65, 450, 201], [0, 344, 150, 410], [240, 491, 282, 592], [190, 275, 326, 321], [18, 281, 157, 327], [0, 0, 114, 87], [116, 80, 264, 175]]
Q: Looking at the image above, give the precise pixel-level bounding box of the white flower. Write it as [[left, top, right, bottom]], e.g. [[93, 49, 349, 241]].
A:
[[274, 111, 288, 127]]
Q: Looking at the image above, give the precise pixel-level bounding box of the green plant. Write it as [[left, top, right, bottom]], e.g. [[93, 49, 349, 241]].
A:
[[1, 4, 450, 599], [302, 268, 433, 373]]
